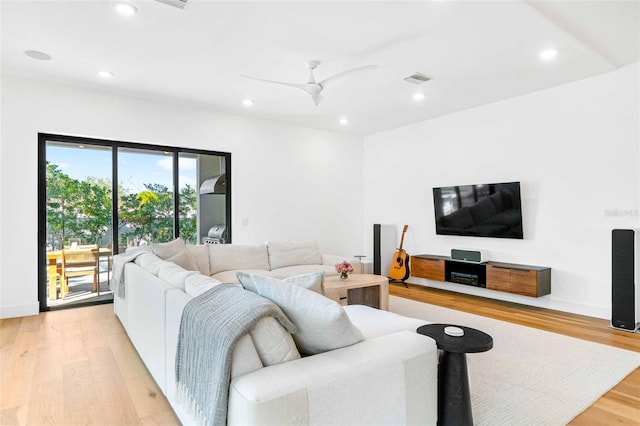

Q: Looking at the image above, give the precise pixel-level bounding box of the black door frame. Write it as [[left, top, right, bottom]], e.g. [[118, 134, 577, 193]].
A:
[[37, 133, 232, 311]]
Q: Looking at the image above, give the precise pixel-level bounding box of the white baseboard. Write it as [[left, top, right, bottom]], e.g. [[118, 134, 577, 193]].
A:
[[0, 302, 39, 319], [407, 277, 609, 320]]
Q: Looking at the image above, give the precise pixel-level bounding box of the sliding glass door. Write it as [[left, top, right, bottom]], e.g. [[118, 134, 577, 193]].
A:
[[38, 134, 231, 311], [117, 147, 176, 249], [45, 142, 114, 308]]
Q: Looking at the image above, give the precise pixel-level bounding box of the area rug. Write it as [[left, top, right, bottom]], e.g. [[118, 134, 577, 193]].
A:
[[389, 295, 640, 425]]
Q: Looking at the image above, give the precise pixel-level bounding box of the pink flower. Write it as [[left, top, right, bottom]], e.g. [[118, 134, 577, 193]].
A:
[[335, 261, 353, 274]]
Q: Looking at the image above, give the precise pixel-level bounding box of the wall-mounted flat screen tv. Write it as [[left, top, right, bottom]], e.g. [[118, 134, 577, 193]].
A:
[[433, 181, 523, 239]]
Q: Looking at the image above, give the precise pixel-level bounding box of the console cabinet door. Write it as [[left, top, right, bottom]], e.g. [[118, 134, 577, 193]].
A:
[[487, 264, 542, 297], [486, 264, 510, 292], [509, 269, 538, 297], [411, 257, 445, 281]]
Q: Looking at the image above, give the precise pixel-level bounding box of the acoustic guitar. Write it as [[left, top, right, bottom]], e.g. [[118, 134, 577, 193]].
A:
[[388, 224, 410, 283]]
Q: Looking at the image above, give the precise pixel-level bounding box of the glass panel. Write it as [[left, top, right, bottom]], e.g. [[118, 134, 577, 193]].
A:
[[196, 154, 228, 245], [178, 153, 198, 245], [46, 141, 113, 307], [118, 148, 175, 249]]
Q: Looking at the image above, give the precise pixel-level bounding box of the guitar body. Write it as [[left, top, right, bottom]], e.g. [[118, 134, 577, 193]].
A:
[[388, 249, 411, 281], [388, 225, 411, 282]]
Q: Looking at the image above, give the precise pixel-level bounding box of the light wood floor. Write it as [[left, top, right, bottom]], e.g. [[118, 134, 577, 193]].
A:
[[1, 286, 638, 425], [0, 304, 180, 425], [391, 282, 640, 426]]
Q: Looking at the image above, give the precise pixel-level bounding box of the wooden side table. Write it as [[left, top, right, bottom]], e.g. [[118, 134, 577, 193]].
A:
[[323, 274, 389, 310], [417, 323, 493, 426]]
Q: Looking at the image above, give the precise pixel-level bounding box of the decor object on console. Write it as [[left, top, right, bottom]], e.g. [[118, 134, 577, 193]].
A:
[[112, 239, 439, 425], [335, 260, 354, 279]]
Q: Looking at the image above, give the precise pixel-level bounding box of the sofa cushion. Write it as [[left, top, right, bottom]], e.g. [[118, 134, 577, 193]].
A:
[[266, 240, 322, 270], [209, 244, 271, 275], [249, 316, 301, 366], [184, 274, 224, 298], [212, 269, 272, 284], [134, 252, 165, 276], [344, 305, 429, 340], [238, 271, 324, 295], [151, 237, 187, 259], [268, 264, 337, 280], [237, 273, 365, 355], [157, 262, 198, 291], [186, 244, 211, 276], [166, 250, 198, 272], [280, 272, 324, 294]]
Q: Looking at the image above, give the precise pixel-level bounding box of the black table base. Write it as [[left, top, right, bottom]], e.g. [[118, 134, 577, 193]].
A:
[[438, 351, 473, 425], [416, 324, 493, 426]]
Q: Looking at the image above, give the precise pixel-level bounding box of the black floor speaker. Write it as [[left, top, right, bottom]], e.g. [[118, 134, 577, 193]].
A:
[[373, 224, 396, 276], [611, 229, 639, 332]]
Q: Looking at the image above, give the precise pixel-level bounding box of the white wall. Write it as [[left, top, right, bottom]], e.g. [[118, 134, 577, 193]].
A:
[[0, 76, 364, 318], [363, 64, 640, 319]]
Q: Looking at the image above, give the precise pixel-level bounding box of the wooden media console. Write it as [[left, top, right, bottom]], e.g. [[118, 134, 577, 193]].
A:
[[410, 254, 551, 297]]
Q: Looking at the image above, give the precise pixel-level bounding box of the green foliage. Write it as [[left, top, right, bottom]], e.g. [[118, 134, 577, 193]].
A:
[[46, 163, 198, 249]]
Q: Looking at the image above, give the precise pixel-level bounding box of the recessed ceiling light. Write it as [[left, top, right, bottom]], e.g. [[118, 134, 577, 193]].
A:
[[413, 93, 425, 101], [243, 99, 254, 106], [25, 50, 52, 61], [115, 2, 137, 15], [97, 70, 113, 79], [339, 118, 348, 125], [539, 48, 558, 61]]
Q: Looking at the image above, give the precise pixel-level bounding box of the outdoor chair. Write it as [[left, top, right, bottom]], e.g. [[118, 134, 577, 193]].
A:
[[61, 245, 100, 297]]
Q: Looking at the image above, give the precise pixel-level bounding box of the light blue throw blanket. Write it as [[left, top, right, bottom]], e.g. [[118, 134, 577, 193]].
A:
[[175, 283, 296, 426]]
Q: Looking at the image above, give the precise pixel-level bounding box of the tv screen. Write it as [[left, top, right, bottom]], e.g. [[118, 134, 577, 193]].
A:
[[433, 181, 523, 239]]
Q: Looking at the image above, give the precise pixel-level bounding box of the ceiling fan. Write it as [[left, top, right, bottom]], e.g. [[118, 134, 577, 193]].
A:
[[242, 60, 377, 106]]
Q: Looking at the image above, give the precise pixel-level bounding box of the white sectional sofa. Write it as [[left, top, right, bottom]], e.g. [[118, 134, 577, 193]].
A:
[[113, 239, 438, 425]]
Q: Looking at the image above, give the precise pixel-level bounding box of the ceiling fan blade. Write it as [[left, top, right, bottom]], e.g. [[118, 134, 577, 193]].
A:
[[241, 75, 306, 91], [319, 64, 378, 88], [311, 93, 323, 106]]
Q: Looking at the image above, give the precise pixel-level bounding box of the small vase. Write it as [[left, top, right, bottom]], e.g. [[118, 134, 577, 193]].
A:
[[340, 272, 349, 280]]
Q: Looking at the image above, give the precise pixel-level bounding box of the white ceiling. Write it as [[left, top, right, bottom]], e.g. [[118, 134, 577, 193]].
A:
[[2, 0, 639, 136]]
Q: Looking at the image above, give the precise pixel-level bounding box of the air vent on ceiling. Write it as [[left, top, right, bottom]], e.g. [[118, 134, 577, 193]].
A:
[[154, 0, 188, 9], [403, 72, 431, 85]]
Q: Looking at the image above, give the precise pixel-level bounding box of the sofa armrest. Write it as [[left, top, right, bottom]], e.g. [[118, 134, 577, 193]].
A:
[[321, 254, 363, 274], [228, 331, 438, 426]]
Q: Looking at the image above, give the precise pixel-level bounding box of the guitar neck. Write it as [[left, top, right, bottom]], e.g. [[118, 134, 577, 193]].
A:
[[398, 225, 408, 252]]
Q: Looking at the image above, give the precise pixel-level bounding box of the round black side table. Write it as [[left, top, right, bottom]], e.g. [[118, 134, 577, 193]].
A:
[[417, 324, 493, 426]]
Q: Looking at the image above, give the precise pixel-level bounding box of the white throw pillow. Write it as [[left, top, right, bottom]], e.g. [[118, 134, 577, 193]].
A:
[[166, 250, 198, 272], [186, 244, 211, 276], [184, 274, 224, 298], [249, 316, 301, 366], [267, 240, 322, 270], [237, 271, 324, 295], [237, 273, 365, 355], [150, 237, 187, 259]]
